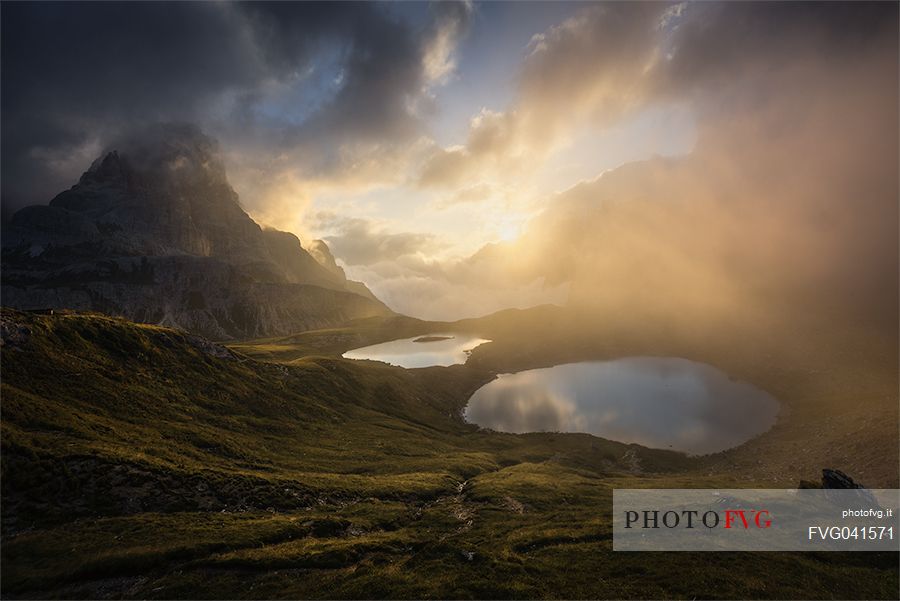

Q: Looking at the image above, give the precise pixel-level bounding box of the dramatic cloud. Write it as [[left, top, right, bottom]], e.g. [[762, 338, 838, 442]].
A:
[[2, 2, 896, 329], [462, 2, 898, 333], [320, 216, 441, 267], [399, 1, 897, 327], [422, 0, 475, 86], [315, 214, 569, 320], [417, 2, 663, 188], [1, 1, 472, 215], [418, 109, 523, 188], [417, 2, 897, 188], [434, 183, 495, 209]]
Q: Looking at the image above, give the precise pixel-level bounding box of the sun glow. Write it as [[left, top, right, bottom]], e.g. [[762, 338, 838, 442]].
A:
[[496, 218, 523, 242]]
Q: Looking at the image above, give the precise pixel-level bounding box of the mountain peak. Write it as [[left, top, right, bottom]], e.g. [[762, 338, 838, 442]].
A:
[[2, 124, 390, 338], [79, 123, 228, 191], [81, 150, 128, 185]]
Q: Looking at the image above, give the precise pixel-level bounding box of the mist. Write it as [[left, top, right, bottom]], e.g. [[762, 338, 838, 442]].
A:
[[370, 2, 898, 340]]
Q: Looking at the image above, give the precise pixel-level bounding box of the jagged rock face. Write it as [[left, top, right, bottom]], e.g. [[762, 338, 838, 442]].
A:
[[305, 238, 380, 302], [307, 239, 346, 279], [1, 124, 390, 339]]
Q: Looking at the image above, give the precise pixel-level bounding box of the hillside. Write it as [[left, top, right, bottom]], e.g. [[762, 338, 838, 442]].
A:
[[0, 124, 389, 339], [2, 308, 897, 599]]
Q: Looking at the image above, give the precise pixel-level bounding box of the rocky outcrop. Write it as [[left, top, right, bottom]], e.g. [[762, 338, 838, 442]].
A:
[[305, 238, 380, 302], [307, 239, 346, 279], [822, 468, 865, 489], [0, 312, 31, 349], [1, 123, 390, 339], [799, 469, 881, 508]]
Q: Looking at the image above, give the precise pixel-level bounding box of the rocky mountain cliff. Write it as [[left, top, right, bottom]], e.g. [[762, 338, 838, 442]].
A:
[[1, 124, 390, 339]]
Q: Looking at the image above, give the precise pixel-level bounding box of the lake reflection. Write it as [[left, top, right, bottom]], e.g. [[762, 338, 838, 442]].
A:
[[464, 358, 779, 455], [342, 333, 491, 368]]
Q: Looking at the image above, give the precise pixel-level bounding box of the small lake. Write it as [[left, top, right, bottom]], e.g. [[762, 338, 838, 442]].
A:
[[342, 333, 491, 368], [464, 357, 779, 455]]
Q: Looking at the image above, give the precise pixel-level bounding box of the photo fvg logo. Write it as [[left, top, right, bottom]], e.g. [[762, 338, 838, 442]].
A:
[[614, 489, 899, 551], [624, 509, 772, 530]]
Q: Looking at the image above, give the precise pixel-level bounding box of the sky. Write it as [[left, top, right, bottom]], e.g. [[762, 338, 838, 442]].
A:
[[2, 1, 897, 323]]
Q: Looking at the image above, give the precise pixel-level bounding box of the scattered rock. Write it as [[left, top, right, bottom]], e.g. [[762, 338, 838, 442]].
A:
[[503, 495, 525, 514], [0, 315, 30, 349], [185, 334, 238, 361]]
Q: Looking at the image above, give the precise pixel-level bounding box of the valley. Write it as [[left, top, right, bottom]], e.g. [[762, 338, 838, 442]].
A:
[[2, 307, 896, 599]]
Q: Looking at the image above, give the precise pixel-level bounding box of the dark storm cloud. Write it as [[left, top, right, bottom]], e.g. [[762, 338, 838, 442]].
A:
[[230, 2, 426, 146], [1, 1, 471, 216], [659, 1, 896, 93], [2, 2, 253, 211]]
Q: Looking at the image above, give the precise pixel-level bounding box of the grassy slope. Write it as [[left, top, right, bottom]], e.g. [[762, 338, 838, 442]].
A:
[[1, 308, 897, 599]]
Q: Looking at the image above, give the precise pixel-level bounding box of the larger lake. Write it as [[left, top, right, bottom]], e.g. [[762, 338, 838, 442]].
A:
[[464, 357, 779, 455], [343, 333, 491, 368]]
